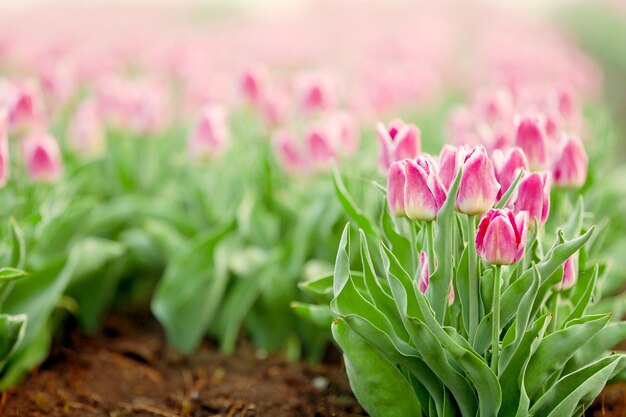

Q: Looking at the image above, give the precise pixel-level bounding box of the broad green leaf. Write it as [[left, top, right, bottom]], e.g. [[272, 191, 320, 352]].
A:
[[565, 264, 598, 324], [0, 314, 27, 371], [332, 319, 422, 417], [529, 355, 625, 417], [524, 314, 611, 397], [332, 169, 377, 237], [8, 218, 25, 270], [291, 303, 333, 329], [0, 268, 29, 282]]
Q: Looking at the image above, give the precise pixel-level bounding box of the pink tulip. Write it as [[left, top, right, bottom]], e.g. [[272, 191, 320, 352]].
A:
[[272, 129, 307, 173], [418, 251, 430, 294], [307, 125, 337, 168], [558, 257, 577, 290], [511, 171, 550, 227], [514, 115, 547, 170], [456, 146, 500, 216], [492, 147, 528, 198], [188, 105, 229, 160], [295, 72, 336, 114], [22, 132, 63, 183], [67, 98, 106, 158], [439, 144, 465, 190], [476, 208, 528, 265], [324, 111, 359, 156], [387, 161, 406, 217], [376, 119, 420, 169], [2, 79, 45, 133], [417, 251, 454, 304], [551, 135, 587, 188], [241, 65, 268, 104], [0, 111, 9, 187], [404, 156, 447, 221]]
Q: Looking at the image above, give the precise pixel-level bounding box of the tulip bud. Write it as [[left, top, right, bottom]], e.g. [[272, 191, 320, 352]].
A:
[[557, 257, 576, 291], [295, 72, 336, 114], [551, 135, 587, 188], [4, 79, 46, 133], [476, 208, 528, 265], [241, 65, 268, 104], [492, 147, 528, 198], [22, 132, 63, 183], [404, 156, 447, 221], [387, 161, 406, 217], [417, 251, 454, 305], [67, 98, 106, 158], [188, 105, 229, 161], [514, 115, 547, 170], [0, 111, 9, 187], [272, 129, 307, 174], [511, 172, 550, 227], [439, 144, 465, 190], [307, 125, 336, 168], [376, 119, 420, 169], [456, 146, 500, 216]]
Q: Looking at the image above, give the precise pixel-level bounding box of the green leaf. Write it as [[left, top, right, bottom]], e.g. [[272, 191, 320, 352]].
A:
[[529, 355, 625, 417], [8, 218, 26, 270], [291, 302, 333, 329], [332, 319, 422, 417], [298, 274, 334, 303], [430, 165, 463, 322], [566, 322, 626, 372], [565, 264, 597, 324], [0, 314, 27, 371], [332, 169, 377, 237], [524, 314, 611, 397], [0, 268, 29, 282], [494, 169, 523, 209], [498, 313, 552, 417], [151, 223, 235, 353]]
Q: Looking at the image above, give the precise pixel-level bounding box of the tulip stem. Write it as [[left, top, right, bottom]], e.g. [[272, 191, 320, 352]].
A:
[[492, 265, 502, 374], [550, 292, 560, 333], [409, 220, 418, 277], [467, 215, 479, 342], [426, 221, 436, 284]]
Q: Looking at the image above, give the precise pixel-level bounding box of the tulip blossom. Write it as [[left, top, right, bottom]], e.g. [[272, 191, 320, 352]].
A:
[[492, 147, 528, 198], [556, 257, 577, 291], [438, 144, 466, 190], [377, 119, 420, 169], [22, 132, 63, 183], [295, 72, 336, 114], [514, 115, 547, 170], [272, 129, 307, 173], [404, 156, 447, 221], [325, 111, 358, 156], [551, 135, 587, 188], [512, 172, 550, 227], [0, 111, 9, 187], [188, 106, 229, 160], [417, 251, 454, 305], [241, 66, 268, 104], [387, 161, 406, 217], [67, 99, 106, 158], [1, 79, 45, 133], [306, 125, 336, 168], [456, 146, 500, 216], [476, 208, 528, 265]]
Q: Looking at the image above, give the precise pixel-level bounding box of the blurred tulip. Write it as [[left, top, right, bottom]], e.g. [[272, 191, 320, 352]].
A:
[[1, 79, 46, 133], [404, 156, 447, 221], [22, 132, 63, 183], [551, 135, 587, 188], [325, 111, 358, 156], [387, 160, 406, 217], [376, 119, 420, 169], [67, 98, 106, 158], [295, 72, 336, 114], [492, 147, 528, 198], [307, 125, 336, 168], [188, 105, 229, 160], [476, 208, 528, 265], [511, 171, 550, 227], [514, 115, 547, 170], [241, 65, 268, 104], [272, 129, 307, 173], [0, 111, 9, 187], [456, 146, 500, 216]]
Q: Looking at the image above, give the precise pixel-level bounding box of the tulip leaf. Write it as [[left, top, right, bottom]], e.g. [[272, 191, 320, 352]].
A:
[[529, 355, 626, 417], [565, 322, 626, 373], [0, 314, 27, 372], [498, 313, 551, 416], [455, 247, 471, 335], [524, 313, 611, 397], [8, 218, 26, 270], [494, 169, 523, 209], [332, 169, 377, 237], [565, 264, 598, 324], [332, 319, 422, 417], [0, 268, 29, 283], [291, 302, 333, 329]]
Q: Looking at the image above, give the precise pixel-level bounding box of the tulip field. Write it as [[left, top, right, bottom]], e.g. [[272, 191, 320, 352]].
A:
[[1, 1, 626, 416]]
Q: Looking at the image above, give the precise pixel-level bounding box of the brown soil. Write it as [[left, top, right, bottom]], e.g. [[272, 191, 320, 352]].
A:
[[1, 314, 366, 417], [2, 312, 625, 417]]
